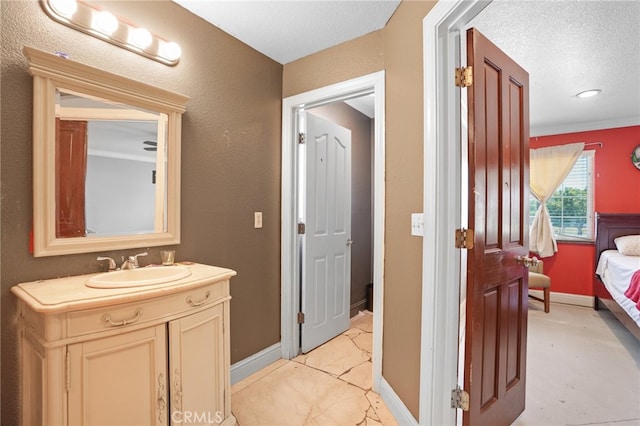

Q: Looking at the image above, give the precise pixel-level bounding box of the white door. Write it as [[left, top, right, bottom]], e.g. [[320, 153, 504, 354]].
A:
[[301, 112, 352, 353]]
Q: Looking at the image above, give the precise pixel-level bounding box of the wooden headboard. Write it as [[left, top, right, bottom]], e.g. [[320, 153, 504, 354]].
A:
[[595, 213, 640, 261]]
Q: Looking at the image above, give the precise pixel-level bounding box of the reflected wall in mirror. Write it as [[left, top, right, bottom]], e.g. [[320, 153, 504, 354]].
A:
[[25, 47, 189, 256]]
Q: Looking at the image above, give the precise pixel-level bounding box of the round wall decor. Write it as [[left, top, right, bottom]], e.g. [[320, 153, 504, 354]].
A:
[[633, 144, 640, 170]]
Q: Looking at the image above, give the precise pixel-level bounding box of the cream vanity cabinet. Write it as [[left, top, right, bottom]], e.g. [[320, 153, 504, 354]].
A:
[[12, 263, 236, 426]]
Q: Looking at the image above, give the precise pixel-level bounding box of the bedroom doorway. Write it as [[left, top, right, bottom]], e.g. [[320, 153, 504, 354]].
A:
[[421, 1, 530, 424], [281, 71, 385, 390], [462, 27, 530, 425]]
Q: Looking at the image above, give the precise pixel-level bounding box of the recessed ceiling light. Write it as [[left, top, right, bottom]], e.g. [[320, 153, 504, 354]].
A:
[[576, 89, 601, 98]]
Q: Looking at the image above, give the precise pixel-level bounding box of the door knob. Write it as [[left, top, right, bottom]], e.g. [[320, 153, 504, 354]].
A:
[[517, 255, 540, 268], [346, 239, 354, 246]]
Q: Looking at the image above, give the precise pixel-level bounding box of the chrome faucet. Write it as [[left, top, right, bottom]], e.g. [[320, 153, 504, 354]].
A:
[[120, 252, 148, 270], [97, 256, 117, 271]]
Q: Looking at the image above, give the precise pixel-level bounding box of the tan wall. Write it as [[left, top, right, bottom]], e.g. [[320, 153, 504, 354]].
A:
[[309, 103, 373, 315], [283, 31, 384, 98], [380, 1, 437, 417], [283, 0, 437, 418], [0, 1, 282, 423]]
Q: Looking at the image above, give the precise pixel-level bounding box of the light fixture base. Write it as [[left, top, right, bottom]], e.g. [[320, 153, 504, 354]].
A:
[[41, 0, 181, 66]]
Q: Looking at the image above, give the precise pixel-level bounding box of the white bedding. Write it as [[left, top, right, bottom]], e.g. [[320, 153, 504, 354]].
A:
[[595, 250, 640, 326]]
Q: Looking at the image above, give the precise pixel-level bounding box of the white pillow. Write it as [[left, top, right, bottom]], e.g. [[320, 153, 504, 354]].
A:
[[614, 235, 640, 256]]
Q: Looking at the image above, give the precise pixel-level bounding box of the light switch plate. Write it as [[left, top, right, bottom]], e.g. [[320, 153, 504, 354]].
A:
[[411, 213, 424, 237], [254, 212, 263, 228]]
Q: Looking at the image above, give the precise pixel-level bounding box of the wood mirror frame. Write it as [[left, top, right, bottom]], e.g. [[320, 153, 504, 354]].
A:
[[25, 47, 189, 256]]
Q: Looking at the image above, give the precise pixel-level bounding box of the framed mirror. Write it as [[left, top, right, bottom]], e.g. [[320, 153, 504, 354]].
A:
[[25, 47, 189, 256]]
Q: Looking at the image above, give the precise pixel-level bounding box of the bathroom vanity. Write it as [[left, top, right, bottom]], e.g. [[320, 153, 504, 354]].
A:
[[12, 263, 236, 425]]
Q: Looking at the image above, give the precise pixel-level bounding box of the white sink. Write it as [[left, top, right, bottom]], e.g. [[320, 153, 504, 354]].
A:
[[87, 266, 192, 289]]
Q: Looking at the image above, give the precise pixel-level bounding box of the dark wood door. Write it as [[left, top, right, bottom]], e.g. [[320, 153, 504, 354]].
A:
[[56, 119, 88, 238], [464, 28, 530, 426]]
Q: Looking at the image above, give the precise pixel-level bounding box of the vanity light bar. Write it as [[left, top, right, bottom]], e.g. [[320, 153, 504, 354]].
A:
[[42, 0, 181, 66]]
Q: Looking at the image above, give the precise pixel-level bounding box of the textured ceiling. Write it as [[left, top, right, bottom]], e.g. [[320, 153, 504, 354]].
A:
[[469, 0, 640, 136], [173, 0, 400, 64], [172, 0, 640, 136]]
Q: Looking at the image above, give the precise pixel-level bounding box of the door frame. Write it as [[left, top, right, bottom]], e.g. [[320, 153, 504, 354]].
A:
[[281, 71, 386, 390], [420, 1, 492, 425]]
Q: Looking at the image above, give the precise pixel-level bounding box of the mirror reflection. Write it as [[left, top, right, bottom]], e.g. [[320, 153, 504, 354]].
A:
[[55, 89, 168, 238]]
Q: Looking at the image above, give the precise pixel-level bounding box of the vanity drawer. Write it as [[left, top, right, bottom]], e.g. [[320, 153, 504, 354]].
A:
[[66, 281, 228, 338]]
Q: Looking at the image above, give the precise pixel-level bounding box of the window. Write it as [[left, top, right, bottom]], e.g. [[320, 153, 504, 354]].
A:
[[529, 150, 595, 241]]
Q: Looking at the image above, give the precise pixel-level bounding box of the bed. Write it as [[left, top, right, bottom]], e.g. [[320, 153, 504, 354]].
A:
[[594, 213, 640, 340]]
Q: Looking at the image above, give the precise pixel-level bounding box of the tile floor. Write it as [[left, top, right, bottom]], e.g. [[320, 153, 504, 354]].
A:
[[231, 312, 396, 425], [232, 304, 640, 426]]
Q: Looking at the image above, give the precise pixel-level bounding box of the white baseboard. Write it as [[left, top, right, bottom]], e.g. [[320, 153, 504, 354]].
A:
[[379, 377, 417, 426], [230, 342, 282, 385], [529, 290, 593, 308]]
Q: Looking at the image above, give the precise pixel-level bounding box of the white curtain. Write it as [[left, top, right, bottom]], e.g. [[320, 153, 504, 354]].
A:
[[529, 142, 585, 257]]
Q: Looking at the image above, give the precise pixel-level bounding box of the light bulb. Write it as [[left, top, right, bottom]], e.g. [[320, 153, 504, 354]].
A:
[[160, 41, 181, 62], [93, 11, 118, 35], [49, 0, 77, 18], [130, 28, 152, 49]]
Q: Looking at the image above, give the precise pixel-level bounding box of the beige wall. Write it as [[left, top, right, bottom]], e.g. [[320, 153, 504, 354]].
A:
[[283, 0, 437, 418], [283, 31, 384, 98], [380, 0, 436, 417], [309, 102, 373, 315], [0, 1, 282, 423]]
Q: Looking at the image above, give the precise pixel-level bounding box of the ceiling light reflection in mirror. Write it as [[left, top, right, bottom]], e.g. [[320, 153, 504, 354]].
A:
[[43, 0, 181, 65]]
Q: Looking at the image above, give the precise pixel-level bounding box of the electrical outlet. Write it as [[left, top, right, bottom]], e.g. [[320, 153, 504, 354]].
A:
[[411, 213, 424, 237], [254, 212, 263, 229]]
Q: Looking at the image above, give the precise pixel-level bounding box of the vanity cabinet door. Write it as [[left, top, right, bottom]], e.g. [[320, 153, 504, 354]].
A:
[[169, 304, 225, 425], [67, 324, 168, 425]]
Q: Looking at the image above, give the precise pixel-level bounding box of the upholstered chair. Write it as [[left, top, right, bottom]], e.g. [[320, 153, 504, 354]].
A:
[[528, 259, 551, 313]]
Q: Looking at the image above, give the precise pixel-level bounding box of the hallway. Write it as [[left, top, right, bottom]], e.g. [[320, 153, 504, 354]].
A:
[[231, 312, 396, 425]]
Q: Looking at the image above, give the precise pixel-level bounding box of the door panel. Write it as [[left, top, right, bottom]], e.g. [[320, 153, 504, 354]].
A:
[[68, 325, 167, 425], [169, 305, 224, 426], [465, 28, 530, 426], [302, 113, 352, 353]]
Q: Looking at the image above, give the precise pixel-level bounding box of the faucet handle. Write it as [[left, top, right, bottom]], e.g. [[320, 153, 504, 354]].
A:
[[97, 256, 117, 271], [128, 252, 148, 268]]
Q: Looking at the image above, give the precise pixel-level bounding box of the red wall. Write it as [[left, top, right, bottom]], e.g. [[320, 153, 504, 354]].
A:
[[530, 125, 640, 296]]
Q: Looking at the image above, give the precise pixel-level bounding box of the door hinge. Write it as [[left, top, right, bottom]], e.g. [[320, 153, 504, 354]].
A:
[[298, 133, 306, 144], [451, 386, 470, 411], [455, 228, 474, 249], [455, 66, 473, 88], [298, 222, 306, 234], [297, 312, 305, 324]]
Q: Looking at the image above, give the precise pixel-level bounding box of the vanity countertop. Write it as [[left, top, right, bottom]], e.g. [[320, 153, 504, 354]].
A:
[[12, 263, 236, 314]]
